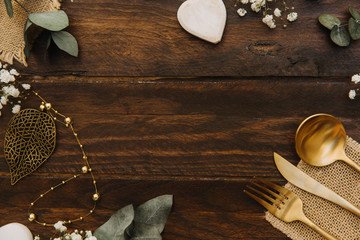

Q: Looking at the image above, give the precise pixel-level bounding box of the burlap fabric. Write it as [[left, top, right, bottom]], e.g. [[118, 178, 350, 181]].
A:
[[266, 137, 360, 239], [0, 0, 60, 66]]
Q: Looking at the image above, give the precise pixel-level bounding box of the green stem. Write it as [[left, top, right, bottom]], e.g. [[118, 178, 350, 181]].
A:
[[14, 0, 30, 14]]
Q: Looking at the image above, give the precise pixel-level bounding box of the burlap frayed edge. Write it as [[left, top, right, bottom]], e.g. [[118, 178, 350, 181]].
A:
[[0, 0, 61, 67]]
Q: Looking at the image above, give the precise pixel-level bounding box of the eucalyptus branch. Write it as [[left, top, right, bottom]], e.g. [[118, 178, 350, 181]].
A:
[[14, 0, 30, 14]]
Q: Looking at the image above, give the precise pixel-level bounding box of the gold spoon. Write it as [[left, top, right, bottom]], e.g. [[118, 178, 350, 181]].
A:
[[295, 113, 360, 172]]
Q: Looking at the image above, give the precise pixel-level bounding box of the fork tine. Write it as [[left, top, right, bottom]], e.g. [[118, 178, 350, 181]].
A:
[[244, 189, 277, 213], [256, 178, 293, 197], [251, 181, 285, 202], [246, 185, 279, 205]]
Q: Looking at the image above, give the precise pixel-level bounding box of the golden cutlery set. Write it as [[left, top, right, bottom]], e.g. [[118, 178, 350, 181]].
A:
[[245, 114, 360, 240]]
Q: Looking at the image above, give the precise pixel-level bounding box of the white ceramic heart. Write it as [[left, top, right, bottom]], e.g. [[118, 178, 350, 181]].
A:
[[177, 0, 227, 44], [0, 223, 33, 240]]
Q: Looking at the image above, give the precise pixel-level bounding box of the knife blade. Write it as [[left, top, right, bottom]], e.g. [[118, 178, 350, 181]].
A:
[[274, 152, 360, 217]]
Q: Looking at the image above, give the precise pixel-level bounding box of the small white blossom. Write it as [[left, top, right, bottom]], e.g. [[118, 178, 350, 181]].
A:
[[352, 74, 360, 84], [53, 238, 61, 240], [12, 105, 21, 114], [1, 96, 7, 105], [34, 237, 40, 240], [274, 8, 281, 17], [85, 231, 93, 237], [237, 8, 247, 17], [249, 0, 256, 3], [2, 85, 20, 97], [9, 69, 19, 76], [262, 14, 276, 28], [240, 0, 249, 3], [287, 12, 298, 22], [0, 69, 15, 83], [251, 3, 261, 12], [70, 232, 82, 240], [22, 83, 31, 90], [54, 221, 67, 232], [349, 89, 357, 99]]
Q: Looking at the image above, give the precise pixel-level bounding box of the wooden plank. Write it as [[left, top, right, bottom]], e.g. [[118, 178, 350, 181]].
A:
[[13, 0, 360, 77], [0, 178, 287, 239], [0, 77, 358, 179]]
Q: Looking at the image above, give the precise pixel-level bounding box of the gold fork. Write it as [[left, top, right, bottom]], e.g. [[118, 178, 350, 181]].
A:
[[244, 178, 338, 240]]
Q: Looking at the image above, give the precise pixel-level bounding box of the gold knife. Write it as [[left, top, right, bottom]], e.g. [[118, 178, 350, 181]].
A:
[[274, 152, 360, 217]]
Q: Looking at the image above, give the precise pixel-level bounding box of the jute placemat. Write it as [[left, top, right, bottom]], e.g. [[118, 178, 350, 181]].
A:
[[0, 0, 60, 66], [266, 137, 360, 239]]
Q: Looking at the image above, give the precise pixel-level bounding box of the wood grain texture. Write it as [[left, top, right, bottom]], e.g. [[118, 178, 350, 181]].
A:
[[0, 78, 359, 239], [11, 0, 360, 77], [3, 0, 360, 239]]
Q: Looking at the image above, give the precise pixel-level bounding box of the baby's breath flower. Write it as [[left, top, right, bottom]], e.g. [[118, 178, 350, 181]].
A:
[[287, 12, 298, 22], [349, 89, 357, 99], [34, 236, 40, 240], [262, 14, 276, 29], [54, 221, 67, 232], [240, 0, 249, 4], [70, 232, 82, 240], [352, 74, 360, 84], [2, 85, 20, 98], [22, 83, 31, 90], [274, 8, 281, 17], [0, 69, 15, 83], [251, 3, 261, 12], [237, 8, 247, 17], [10, 69, 19, 76], [12, 104, 21, 114], [1, 96, 7, 105]]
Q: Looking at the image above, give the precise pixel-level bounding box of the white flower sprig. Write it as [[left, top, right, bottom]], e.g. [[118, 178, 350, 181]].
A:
[[349, 74, 360, 99], [235, 0, 298, 29], [0, 62, 31, 116], [34, 221, 97, 240]]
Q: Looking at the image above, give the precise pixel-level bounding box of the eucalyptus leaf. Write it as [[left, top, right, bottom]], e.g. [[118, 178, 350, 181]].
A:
[[94, 204, 135, 240], [4, 0, 13, 18], [29, 10, 69, 31], [319, 14, 341, 30], [24, 19, 32, 32], [349, 17, 360, 40], [349, 7, 360, 20], [128, 222, 162, 240], [23, 20, 32, 59], [51, 31, 78, 57], [330, 25, 351, 47], [134, 195, 173, 233]]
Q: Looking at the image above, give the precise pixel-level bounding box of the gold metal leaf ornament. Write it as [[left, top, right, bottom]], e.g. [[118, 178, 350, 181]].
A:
[[4, 109, 56, 185]]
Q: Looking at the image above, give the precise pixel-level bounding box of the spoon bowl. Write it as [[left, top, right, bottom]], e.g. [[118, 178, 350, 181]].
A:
[[295, 113, 360, 172]]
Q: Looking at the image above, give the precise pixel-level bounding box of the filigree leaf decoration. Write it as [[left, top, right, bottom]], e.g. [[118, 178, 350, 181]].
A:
[[4, 109, 56, 185]]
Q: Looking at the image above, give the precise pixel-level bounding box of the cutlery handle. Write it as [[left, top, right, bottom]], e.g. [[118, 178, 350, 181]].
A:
[[342, 155, 360, 174], [300, 215, 338, 240]]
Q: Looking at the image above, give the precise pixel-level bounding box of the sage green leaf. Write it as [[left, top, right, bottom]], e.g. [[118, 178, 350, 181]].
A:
[[129, 223, 162, 240], [4, 0, 13, 18], [24, 19, 32, 32], [133, 195, 173, 233], [349, 7, 360, 20], [94, 204, 135, 240], [51, 31, 78, 57], [318, 14, 341, 30], [349, 17, 360, 40], [29, 10, 69, 31], [330, 25, 351, 47], [23, 20, 32, 59]]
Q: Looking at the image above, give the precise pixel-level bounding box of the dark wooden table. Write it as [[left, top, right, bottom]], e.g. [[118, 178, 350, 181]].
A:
[[2, 0, 360, 239]]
